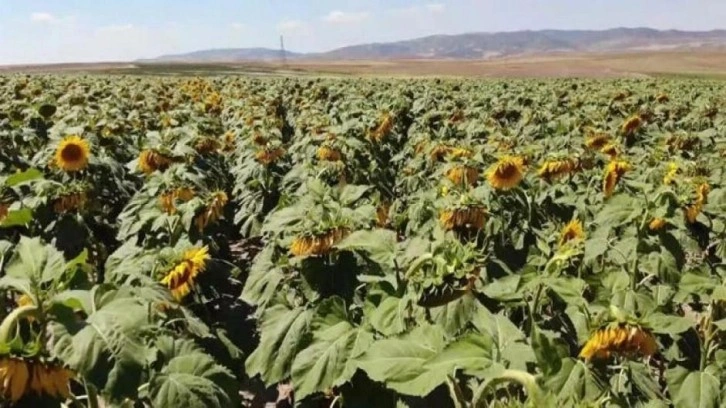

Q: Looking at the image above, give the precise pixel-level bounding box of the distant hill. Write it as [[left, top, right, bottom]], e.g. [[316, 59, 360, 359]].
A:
[[146, 28, 726, 62], [143, 48, 302, 62]]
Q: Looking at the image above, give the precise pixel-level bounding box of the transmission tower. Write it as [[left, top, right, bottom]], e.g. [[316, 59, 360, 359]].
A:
[[280, 35, 287, 66]]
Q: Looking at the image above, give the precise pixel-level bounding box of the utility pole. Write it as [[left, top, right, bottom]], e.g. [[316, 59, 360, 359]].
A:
[[280, 35, 287, 67]]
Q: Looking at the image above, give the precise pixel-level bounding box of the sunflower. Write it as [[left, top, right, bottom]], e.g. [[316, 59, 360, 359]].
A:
[[655, 93, 669, 103], [603, 160, 632, 198], [222, 131, 236, 152], [559, 219, 585, 245], [160, 246, 210, 300], [486, 156, 525, 190], [621, 115, 642, 136], [369, 113, 393, 142], [600, 143, 620, 159], [0, 357, 30, 402], [27, 361, 73, 400], [585, 133, 611, 150], [449, 147, 473, 160], [0, 202, 8, 222], [138, 149, 174, 174], [445, 166, 479, 186], [194, 191, 228, 231], [290, 228, 350, 257], [317, 146, 342, 162], [429, 145, 452, 161], [376, 202, 390, 227], [54, 136, 90, 172], [439, 206, 487, 230], [53, 192, 87, 214], [648, 218, 667, 231], [251, 133, 267, 146], [579, 324, 657, 361], [663, 162, 680, 185], [159, 187, 195, 215], [194, 137, 220, 154], [255, 147, 285, 165], [685, 183, 710, 223], [537, 159, 578, 181]]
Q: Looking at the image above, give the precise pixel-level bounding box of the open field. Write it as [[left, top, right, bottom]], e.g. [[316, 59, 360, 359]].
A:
[[5, 51, 726, 78], [1, 72, 725, 407]]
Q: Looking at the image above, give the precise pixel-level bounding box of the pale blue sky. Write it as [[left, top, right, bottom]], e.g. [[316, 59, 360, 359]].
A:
[[0, 0, 723, 64]]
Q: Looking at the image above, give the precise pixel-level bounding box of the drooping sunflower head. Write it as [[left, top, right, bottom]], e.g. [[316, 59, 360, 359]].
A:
[[439, 206, 487, 231], [600, 143, 620, 159], [621, 115, 642, 136], [194, 137, 220, 154], [158, 187, 195, 215], [290, 227, 350, 257], [54, 135, 90, 172], [603, 160, 632, 198], [138, 149, 174, 174], [648, 217, 667, 231], [369, 112, 394, 142], [655, 93, 669, 103], [663, 162, 680, 185], [0, 202, 8, 222], [445, 165, 479, 186], [376, 202, 391, 227], [194, 191, 228, 231], [585, 133, 611, 150], [579, 324, 657, 362], [559, 219, 585, 246], [537, 158, 578, 182], [160, 246, 210, 301], [316, 146, 342, 162], [486, 155, 525, 190], [222, 130, 236, 152], [255, 147, 285, 166], [27, 361, 74, 400], [53, 191, 88, 214]]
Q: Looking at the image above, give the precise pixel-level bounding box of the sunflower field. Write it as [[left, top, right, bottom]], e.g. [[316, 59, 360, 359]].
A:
[[0, 74, 725, 408]]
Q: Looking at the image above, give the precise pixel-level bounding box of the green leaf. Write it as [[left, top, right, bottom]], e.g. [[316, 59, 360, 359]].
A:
[[4, 168, 43, 187], [544, 358, 606, 402], [149, 352, 237, 408], [430, 292, 479, 335], [0, 208, 33, 227], [245, 304, 313, 385], [356, 324, 447, 397], [672, 370, 720, 408], [531, 328, 568, 377], [482, 274, 522, 301], [627, 361, 663, 400], [545, 277, 587, 308], [595, 195, 640, 227], [472, 307, 535, 370], [369, 296, 408, 337], [291, 298, 372, 400], [239, 247, 283, 310], [645, 313, 693, 335], [5, 236, 66, 283], [335, 229, 397, 268], [424, 332, 496, 378]]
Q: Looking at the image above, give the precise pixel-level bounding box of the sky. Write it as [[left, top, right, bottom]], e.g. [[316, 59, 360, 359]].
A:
[[0, 0, 724, 64]]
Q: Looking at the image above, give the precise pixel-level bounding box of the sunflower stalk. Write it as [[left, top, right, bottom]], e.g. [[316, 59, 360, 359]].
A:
[[0, 305, 39, 343]]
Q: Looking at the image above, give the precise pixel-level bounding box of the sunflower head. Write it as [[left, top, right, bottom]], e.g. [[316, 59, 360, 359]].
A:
[[537, 158, 578, 181], [579, 324, 657, 362], [621, 115, 642, 136], [27, 361, 74, 400], [439, 206, 487, 231], [648, 217, 667, 231], [255, 147, 285, 165], [54, 136, 90, 172], [160, 246, 210, 301], [369, 112, 393, 142], [486, 156, 525, 190], [445, 166, 479, 186], [663, 162, 680, 185], [53, 191, 88, 214], [317, 146, 342, 162], [376, 202, 391, 227], [194, 191, 228, 231], [559, 219, 585, 245], [585, 133, 611, 150], [138, 149, 173, 174], [290, 227, 350, 257], [0, 202, 9, 221], [603, 160, 632, 198], [655, 93, 669, 103], [600, 143, 620, 159], [194, 137, 220, 154]]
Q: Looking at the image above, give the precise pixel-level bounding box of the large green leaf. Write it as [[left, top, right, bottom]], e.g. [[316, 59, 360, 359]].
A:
[[357, 324, 448, 397], [424, 332, 497, 378], [245, 304, 313, 385], [472, 307, 535, 370], [149, 352, 237, 408], [430, 292, 479, 335], [671, 370, 720, 408], [291, 298, 373, 400], [4, 236, 66, 283], [544, 358, 606, 403], [335, 229, 397, 268]]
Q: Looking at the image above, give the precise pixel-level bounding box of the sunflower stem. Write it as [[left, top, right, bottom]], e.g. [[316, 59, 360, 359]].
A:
[[0, 305, 39, 344]]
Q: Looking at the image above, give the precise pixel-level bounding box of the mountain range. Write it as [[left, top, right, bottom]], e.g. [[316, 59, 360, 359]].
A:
[[145, 27, 726, 62]]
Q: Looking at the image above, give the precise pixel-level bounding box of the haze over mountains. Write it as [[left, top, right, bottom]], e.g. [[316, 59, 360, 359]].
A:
[[146, 27, 726, 62]]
